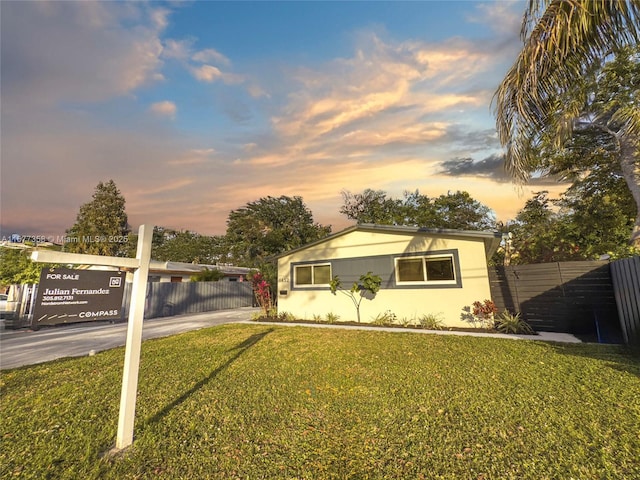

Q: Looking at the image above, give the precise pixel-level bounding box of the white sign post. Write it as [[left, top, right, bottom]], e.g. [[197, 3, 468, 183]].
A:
[[31, 224, 153, 451]]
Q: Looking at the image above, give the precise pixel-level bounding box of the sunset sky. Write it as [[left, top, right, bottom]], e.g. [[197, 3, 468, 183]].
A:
[[1, 1, 567, 240]]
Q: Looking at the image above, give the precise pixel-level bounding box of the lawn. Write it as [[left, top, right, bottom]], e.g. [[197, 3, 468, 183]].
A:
[[1, 323, 639, 479]]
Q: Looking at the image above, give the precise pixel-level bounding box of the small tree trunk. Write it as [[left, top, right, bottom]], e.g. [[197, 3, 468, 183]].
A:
[[619, 134, 640, 248]]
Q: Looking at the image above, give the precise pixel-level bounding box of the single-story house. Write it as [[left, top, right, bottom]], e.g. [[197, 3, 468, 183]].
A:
[[146, 262, 252, 283], [86, 261, 252, 283], [275, 224, 502, 327]]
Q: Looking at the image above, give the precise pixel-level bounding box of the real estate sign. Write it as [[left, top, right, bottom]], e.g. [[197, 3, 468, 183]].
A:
[[34, 268, 126, 326]]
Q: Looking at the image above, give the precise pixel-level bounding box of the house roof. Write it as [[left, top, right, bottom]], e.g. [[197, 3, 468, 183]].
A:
[[274, 223, 502, 260], [148, 261, 253, 276]]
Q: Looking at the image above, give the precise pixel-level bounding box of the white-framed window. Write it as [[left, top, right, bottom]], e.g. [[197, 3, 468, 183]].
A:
[[394, 254, 456, 285], [294, 263, 332, 287]]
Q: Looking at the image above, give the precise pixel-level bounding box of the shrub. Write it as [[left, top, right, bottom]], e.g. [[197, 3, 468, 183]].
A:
[[277, 311, 296, 322], [397, 317, 412, 327], [249, 271, 273, 316], [371, 310, 397, 326], [471, 299, 498, 329], [325, 312, 340, 324], [495, 311, 535, 335], [419, 313, 445, 330]]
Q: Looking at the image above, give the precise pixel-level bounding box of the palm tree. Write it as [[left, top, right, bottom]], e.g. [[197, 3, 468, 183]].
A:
[[494, 0, 640, 247]]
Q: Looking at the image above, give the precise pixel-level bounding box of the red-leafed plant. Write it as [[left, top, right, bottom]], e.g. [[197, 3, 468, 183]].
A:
[[472, 299, 498, 329], [249, 271, 273, 316]]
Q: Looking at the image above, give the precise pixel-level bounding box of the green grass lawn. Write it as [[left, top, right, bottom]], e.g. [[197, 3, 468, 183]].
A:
[[1, 324, 639, 479]]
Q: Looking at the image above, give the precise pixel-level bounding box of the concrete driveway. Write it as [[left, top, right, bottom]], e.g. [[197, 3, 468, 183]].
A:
[[0, 307, 261, 370]]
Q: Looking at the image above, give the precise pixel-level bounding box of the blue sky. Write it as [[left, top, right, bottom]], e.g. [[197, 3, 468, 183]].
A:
[[1, 0, 566, 240]]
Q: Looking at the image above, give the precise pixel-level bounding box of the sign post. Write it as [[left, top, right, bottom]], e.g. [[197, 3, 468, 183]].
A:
[[31, 224, 153, 451], [115, 224, 152, 449]]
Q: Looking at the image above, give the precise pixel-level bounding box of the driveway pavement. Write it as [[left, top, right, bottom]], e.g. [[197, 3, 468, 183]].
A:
[[1, 308, 583, 370], [0, 307, 261, 370]]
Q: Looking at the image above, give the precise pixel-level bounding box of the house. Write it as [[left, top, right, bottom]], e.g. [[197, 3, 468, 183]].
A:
[[145, 261, 252, 283], [275, 224, 502, 327], [85, 261, 252, 283]]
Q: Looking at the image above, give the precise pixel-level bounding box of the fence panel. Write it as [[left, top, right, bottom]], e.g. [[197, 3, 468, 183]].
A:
[[611, 256, 640, 346], [143, 281, 254, 319], [489, 261, 620, 340]]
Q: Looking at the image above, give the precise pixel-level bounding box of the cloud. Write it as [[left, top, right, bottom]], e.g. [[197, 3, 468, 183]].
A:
[[192, 48, 230, 66], [1, 2, 541, 238], [439, 155, 510, 181], [150, 100, 177, 118], [439, 154, 566, 186], [1, 1, 166, 108], [466, 1, 522, 37], [270, 32, 502, 148], [190, 64, 245, 84]]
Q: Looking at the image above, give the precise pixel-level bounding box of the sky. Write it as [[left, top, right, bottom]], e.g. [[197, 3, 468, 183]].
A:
[[1, 0, 568, 241]]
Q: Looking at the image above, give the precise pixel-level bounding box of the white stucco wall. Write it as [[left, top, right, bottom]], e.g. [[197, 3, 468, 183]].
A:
[[277, 229, 495, 327]]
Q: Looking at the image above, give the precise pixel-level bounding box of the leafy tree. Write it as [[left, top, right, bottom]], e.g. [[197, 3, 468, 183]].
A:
[[494, 1, 640, 246], [224, 196, 331, 267], [153, 229, 224, 264], [0, 248, 45, 285], [190, 268, 224, 282], [550, 126, 638, 258], [64, 180, 130, 256], [506, 192, 581, 264], [503, 182, 636, 265], [340, 189, 496, 230], [339, 189, 403, 225], [432, 191, 496, 230], [329, 271, 382, 323]]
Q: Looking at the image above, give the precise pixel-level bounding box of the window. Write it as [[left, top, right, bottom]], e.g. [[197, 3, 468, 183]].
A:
[[294, 263, 331, 287], [395, 255, 455, 284]]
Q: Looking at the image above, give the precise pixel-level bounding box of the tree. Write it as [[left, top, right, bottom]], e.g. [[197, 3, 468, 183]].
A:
[[65, 180, 130, 256], [152, 229, 224, 264], [432, 191, 496, 230], [0, 248, 46, 285], [224, 196, 331, 267], [190, 268, 224, 282], [339, 189, 403, 225], [493, 0, 640, 246], [505, 191, 580, 264], [502, 180, 636, 265], [329, 271, 382, 323], [340, 189, 496, 230]]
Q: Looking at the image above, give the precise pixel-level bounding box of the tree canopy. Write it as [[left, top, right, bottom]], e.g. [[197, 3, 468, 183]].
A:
[[494, 1, 640, 246], [151, 228, 224, 264], [64, 180, 130, 256], [0, 248, 46, 286], [224, 195, 332, 266], [340, 189, 496, 231]]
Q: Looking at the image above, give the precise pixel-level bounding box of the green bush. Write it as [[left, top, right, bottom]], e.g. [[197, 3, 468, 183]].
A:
[[419, 313, 445, 330], [495, 311, 534, 334], [371, 310, 397, 326], [325, 312, 340, 323]]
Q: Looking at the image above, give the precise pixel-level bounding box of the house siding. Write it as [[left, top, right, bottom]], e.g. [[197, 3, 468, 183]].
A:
[[277, 229, 495, 327]]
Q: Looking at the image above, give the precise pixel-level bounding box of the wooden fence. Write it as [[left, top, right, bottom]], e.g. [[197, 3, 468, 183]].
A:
[[489, 261, 621, 342], [610, 256, 640, 346]]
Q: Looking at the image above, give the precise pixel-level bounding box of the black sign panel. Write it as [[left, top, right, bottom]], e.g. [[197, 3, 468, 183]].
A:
[[34, 268, 126, 325]]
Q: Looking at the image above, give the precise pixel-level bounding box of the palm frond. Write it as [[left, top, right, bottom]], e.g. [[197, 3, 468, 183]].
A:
[[494, 0, 640, 182]]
